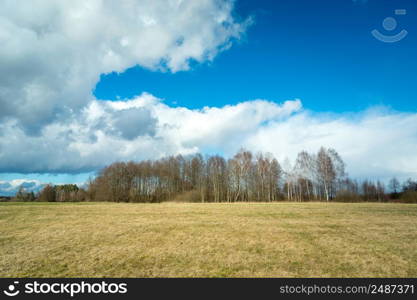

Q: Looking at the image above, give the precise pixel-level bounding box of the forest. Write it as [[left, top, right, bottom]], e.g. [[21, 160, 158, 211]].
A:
[[7, 147, 417, 203]]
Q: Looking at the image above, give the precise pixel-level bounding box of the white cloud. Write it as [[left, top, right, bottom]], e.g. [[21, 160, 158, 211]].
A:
[[0, 94, 302, 173], [0, 179, 45, 196], [0, 93, 416, 182], [0, 0, 249, 133], [243, 108, 417, 181]]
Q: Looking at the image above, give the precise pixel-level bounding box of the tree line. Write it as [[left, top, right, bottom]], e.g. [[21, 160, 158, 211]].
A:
[[9, 147, 416, 203], [11, 184, 87, 202]]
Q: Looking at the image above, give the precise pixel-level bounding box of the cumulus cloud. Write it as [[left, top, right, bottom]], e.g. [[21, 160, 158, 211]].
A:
[[243, 108, 417, 181], [0, 179, 45, 196], [0, 93, 302, 173], [0, 0, 249, 133], [1, 92, 416, 181], [113, 108, 156, 140]]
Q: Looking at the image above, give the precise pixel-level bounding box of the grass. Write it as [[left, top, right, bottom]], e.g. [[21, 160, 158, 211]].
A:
[[0, 202, 416, 277]]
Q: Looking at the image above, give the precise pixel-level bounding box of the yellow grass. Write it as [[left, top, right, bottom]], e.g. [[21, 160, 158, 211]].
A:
[[0, 202, 416, 277]]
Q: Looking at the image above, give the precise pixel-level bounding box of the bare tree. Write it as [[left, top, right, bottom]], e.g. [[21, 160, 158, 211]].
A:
[[389, 177, 400, 194], [294, 151, 316, 201], [316, 147, 336, 201]]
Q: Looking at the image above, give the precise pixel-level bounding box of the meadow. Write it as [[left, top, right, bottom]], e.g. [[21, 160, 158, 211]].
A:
[[0, 202, 416, 277]]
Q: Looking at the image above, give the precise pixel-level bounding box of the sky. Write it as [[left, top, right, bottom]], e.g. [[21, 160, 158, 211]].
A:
[[0, 0, 416, 195]]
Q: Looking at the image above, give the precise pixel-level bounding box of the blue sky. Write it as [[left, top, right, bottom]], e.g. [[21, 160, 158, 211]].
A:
[[95, 0, 417, 112], [0, 0, 416, 193]]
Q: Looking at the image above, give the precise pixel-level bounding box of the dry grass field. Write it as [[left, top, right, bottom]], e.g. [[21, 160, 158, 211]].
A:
[[0, 202, 416, 277]]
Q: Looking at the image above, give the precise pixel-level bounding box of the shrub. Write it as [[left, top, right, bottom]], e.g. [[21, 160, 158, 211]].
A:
[[334, 190, 362, 202], [399, 191, 417, 203], [170, 190, 201, 203]]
